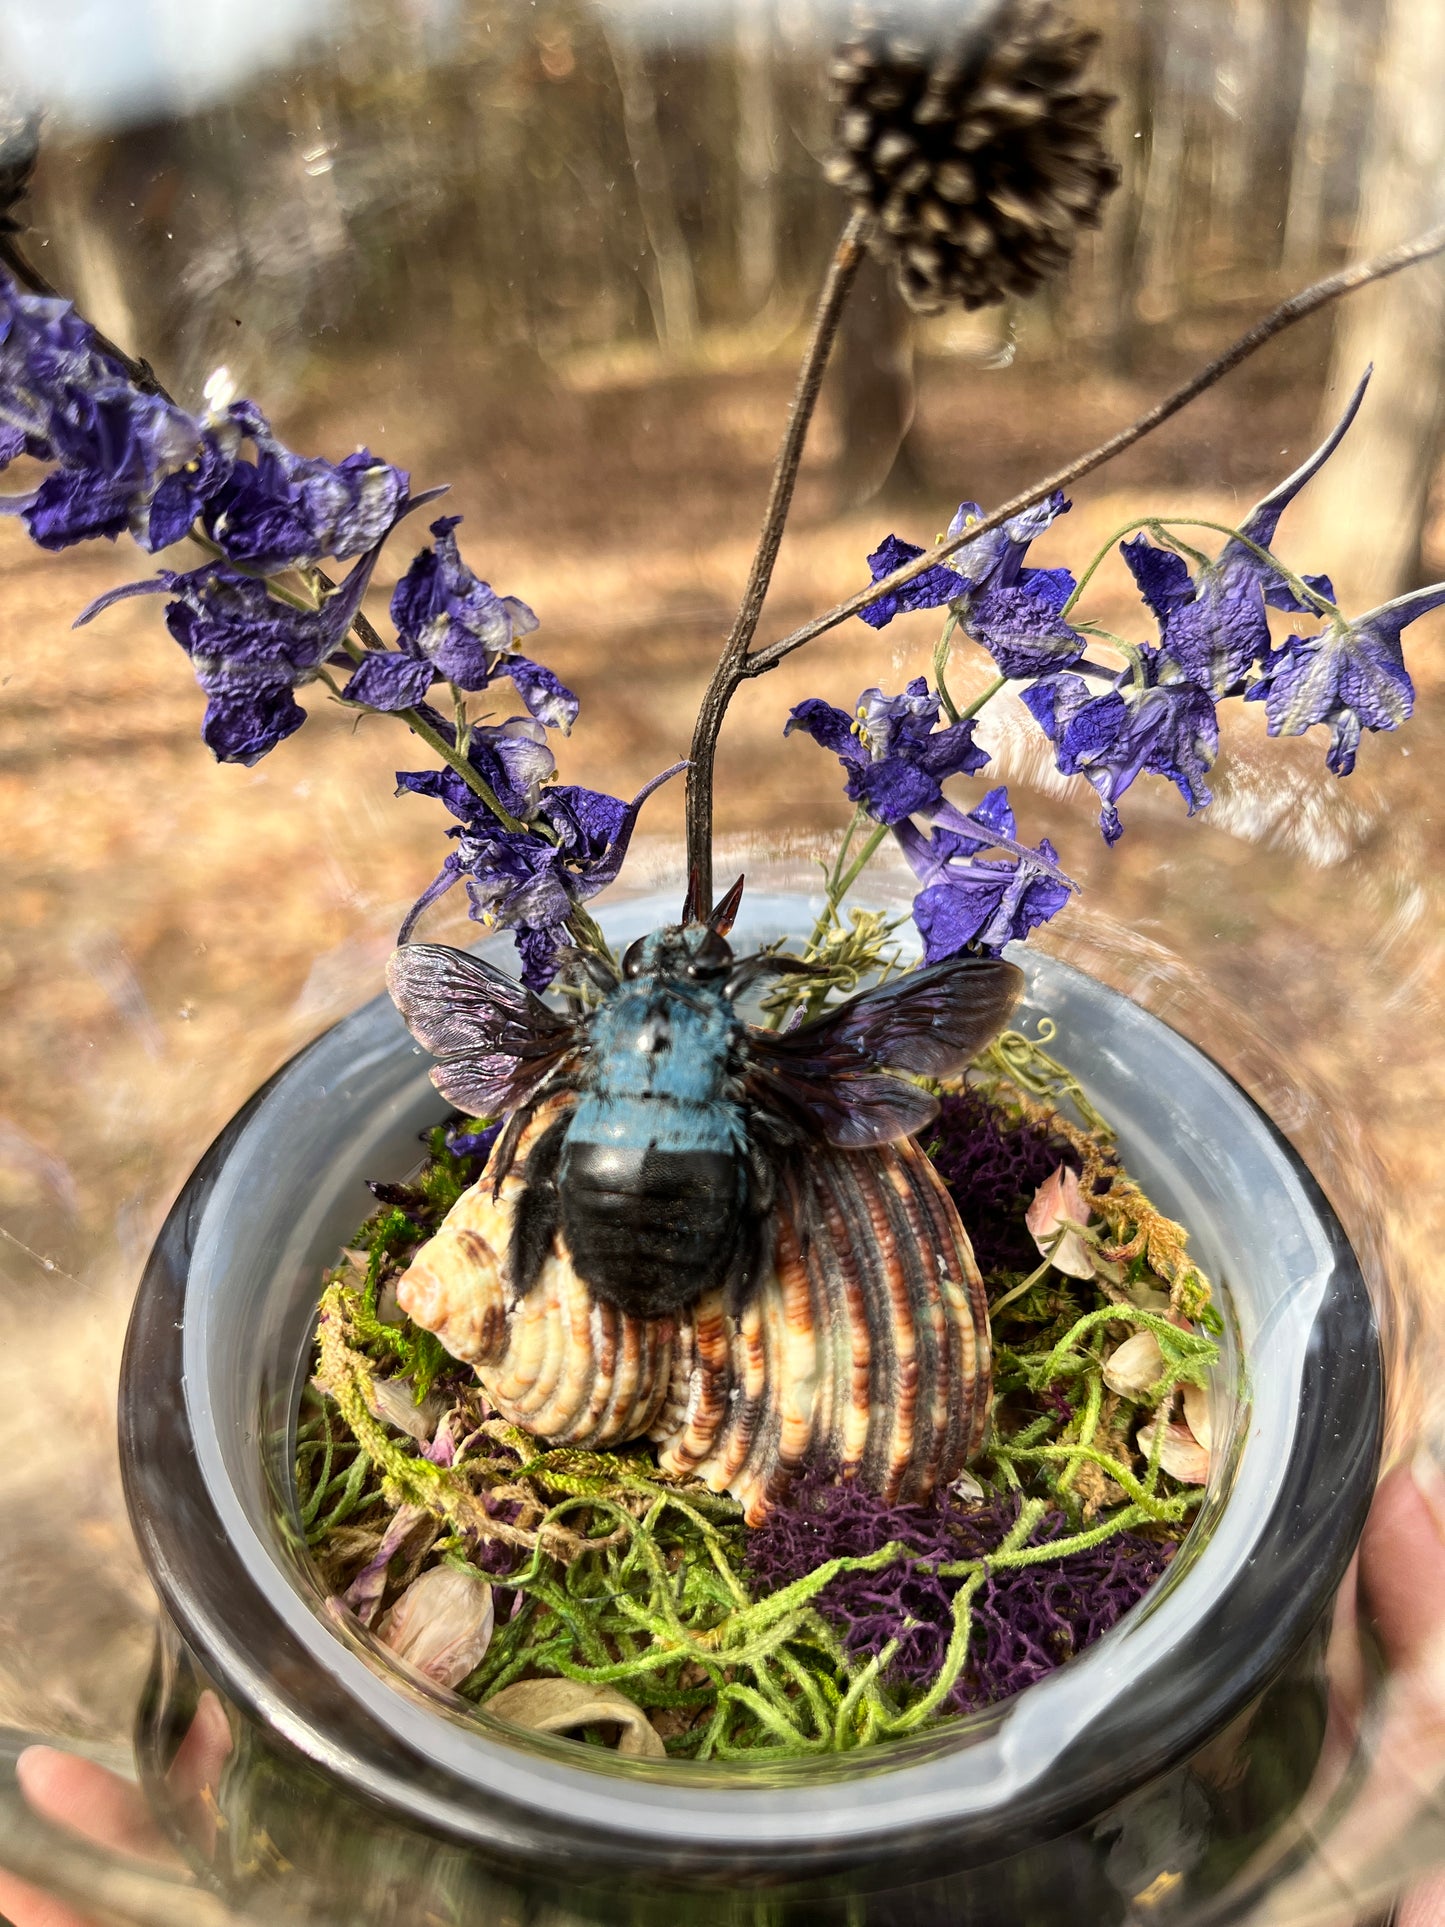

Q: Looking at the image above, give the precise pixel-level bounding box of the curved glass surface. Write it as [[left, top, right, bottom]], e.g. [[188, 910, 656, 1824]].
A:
[[2, 1, 1442, 1919]]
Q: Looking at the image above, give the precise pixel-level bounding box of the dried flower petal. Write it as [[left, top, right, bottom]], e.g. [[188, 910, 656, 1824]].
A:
[[1181, 1380, 1213, 1453], [377, 1564, 494, 1688], [483, 1678, 666, 1758], [1024, 1164, 1095, 1278], [366, 1373, 441, 1444], [1136, 1412, 1210, 1486], [1102, 1329, 1166, 1399], [340, 1504, 430, 1627]]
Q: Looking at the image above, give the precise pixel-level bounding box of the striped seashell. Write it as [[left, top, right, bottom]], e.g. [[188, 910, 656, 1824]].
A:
[[396, 1103, 991, 1524]]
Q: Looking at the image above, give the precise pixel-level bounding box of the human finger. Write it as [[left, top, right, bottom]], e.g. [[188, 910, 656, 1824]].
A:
[[1360, 1459, 1445, 1671], [14, 1749, 170, 1863]]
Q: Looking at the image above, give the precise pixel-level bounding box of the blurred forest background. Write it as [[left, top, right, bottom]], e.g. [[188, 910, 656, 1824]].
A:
[[2, 0, 1445, 1766]]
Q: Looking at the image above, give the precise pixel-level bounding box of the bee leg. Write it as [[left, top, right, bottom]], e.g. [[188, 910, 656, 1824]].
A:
[[508, 1115, 569, 1297], [489, 1075, 579, 1198]]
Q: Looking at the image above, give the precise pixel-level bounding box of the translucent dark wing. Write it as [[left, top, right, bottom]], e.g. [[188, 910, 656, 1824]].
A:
[[386, 943, 580, 1117], [779, 955, 1023, 1078], [745, 1060, 940, 1150], [744, 954, 1023, 1150]]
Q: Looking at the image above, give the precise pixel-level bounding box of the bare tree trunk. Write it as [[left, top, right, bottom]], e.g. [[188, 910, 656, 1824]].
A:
[[1131, 14, 1194, 325], [735, 0, 779, 319], [603, 20, 700, 350], [1280, 0, 1341, 273], [1294, 0, 1445, 605], [1092, 0, 1155, 376], [829, 251, 925, 509]]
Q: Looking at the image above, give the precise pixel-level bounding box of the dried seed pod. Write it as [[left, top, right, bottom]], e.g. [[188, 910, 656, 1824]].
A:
[[397, 1100, 992, 1525], [825, 1, 1120, 313]]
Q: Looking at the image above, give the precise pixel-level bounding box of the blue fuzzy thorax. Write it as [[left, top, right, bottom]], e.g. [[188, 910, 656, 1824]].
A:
[[568, 937, 744, 1158]]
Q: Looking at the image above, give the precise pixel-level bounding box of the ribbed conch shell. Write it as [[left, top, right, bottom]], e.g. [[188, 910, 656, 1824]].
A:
[[397, 1103, 991, 1523]]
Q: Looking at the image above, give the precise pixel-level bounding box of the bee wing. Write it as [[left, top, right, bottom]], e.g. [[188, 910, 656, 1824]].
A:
[[745, 1060, 941, 1149], [744, 954, 1023, 1150], [386, 944, 581, 1117]]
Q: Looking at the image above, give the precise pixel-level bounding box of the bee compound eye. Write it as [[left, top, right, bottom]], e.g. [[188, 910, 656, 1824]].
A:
[[621, 936, 647, 979]]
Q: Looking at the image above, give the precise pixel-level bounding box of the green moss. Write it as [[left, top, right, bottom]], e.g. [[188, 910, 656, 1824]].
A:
[[301, 1080, 1219, 1760]]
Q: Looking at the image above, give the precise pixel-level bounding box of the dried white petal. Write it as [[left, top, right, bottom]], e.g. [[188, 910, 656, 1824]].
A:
[[366, 1374, 440, 1444], [378, 1566, 494, 1689], [951, 1470, 985, 1503], [1025, 1165, 1095, 1278], [1102, 1330, 1166, 1398], [1136, 1412, 1210, 1486], [484, 1678, 666, 1758], [1182, 1380, 1213, 1453]]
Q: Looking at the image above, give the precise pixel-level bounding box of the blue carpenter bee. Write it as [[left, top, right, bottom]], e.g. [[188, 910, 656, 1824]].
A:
[[386, 877, 1022, 1320]]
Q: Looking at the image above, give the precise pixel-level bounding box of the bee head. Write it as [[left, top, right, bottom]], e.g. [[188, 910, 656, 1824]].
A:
[[621, 922, 735, 984]]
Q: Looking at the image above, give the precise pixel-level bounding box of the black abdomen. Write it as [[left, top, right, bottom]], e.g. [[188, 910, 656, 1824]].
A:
[[560, 1138, 744, 1316]]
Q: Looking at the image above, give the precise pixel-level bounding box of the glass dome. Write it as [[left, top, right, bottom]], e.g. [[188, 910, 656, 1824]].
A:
[[0, 1, 1442, 1921]]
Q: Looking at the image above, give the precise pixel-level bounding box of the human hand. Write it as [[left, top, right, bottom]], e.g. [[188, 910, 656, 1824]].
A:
[[1357, 1457, 1445, 1927], [0, 1692, 231, 1927]]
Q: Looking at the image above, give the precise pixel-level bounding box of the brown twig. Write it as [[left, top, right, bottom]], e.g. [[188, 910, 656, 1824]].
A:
[[683, 209, 870, 903], [744, 220, 1445, 679]]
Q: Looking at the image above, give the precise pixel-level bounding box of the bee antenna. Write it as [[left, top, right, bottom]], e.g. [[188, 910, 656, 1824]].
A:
[[708, 874, 745, 936], [681, 866, 705, 926]]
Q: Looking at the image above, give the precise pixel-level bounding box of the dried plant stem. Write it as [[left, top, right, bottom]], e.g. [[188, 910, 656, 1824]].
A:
[[684, 209, 871, 903], [745, 220, 1445, 677], [0, 232, 165, 397]]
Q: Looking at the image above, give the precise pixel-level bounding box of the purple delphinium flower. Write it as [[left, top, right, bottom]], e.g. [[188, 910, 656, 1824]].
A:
[[0, 269, 113, 465], [394, 707, 557, 826], [1022, 650, 1219, 845], [445, 1119, 502, 1164], [0, 269, 426, 571], [346, 515, 574, 730], [0, 271, 237, 552], [963, 565, 1087, 680], [1244, 581, 1445, 775], [76, 543, 385, 765], [858, 493, 1072, 632], [946, 491, 1072, 599], [397, 758, 686, 987], [22, 386, 230, 551], [1118, 371, 1369, 698], [894, 787, 1072, 959], [203, 398, 412, 575], [857, 534, 969, 630], [785, 677, 987, 825]]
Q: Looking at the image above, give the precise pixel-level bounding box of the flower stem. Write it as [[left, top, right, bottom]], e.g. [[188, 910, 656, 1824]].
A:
[[683, 209, 871, 905], [933, 612, 962, 722], [395, 700, 526, 832], [957, 673, 1007, 722], [745, 218, 1445, 676]]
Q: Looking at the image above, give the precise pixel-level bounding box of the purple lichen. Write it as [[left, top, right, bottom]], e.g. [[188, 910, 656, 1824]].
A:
[[925, 1087, 1077, 1278], [746, 1469, 1171, 1714]]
